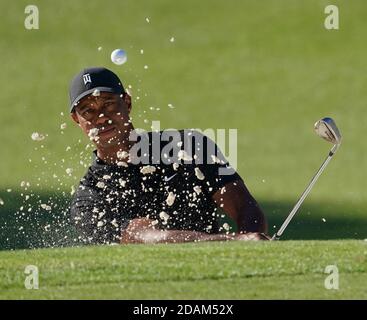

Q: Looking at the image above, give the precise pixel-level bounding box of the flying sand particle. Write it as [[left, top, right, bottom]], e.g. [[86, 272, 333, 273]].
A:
[[97, 221, 105, 228], [41, 204, 51, 211], [20, 181, 30, 188], [117, 150, 129, 159], [193, 186, 202, 195], [166, 192, 176, 206], [111, 219, 119, 228], [223, 223, 230, 231], [194, 167, 205, 180], [88, 128, 99, 141], [178, 150, 192, 161], [92, 89, 101, 97], [140, 165, 156, 175], [210, 155, 222, 164], [119, 179, 126, 187], [159, 211, 170, 225], [117, 161, 128, 167], [96, 181, 105, 189], [31, 132, 45, 141]]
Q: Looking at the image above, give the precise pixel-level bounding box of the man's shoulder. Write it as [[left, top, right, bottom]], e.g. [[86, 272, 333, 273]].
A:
[[70, 171, 101, 205]]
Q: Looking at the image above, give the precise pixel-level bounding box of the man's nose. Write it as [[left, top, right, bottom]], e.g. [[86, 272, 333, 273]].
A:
[[95, 111, 109, 125]]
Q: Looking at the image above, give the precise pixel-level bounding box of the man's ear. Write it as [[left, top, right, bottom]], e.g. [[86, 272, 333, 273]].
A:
[[123, 93, 132, 113], [71, 111, 79, 124]]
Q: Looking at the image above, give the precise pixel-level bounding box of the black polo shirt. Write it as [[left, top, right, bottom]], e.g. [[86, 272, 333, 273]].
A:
[[70, 129, 241, 244]]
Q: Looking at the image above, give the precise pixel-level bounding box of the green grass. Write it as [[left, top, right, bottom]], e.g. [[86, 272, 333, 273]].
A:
[[1, 241, 366, 299], [0, 0, 366, 299]]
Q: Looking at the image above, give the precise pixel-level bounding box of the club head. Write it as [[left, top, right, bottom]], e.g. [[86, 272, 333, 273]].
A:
[[314, 117, 342, 145]]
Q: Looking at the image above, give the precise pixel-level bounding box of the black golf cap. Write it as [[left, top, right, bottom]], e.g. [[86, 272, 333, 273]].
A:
[[69, 67, 125, 112]]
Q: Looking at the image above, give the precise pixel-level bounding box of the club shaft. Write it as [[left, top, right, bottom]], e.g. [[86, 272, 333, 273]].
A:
[[272, 145, 338, 240]]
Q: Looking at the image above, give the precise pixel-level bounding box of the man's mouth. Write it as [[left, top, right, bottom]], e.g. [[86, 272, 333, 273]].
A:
[[97, 126, 116, 136]]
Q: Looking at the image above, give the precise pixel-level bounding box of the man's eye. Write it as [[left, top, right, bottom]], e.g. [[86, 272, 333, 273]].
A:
[[82, 109, 92, 115]]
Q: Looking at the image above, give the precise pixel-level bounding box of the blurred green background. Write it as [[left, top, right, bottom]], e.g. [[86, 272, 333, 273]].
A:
[[0, 0, 366, 249]]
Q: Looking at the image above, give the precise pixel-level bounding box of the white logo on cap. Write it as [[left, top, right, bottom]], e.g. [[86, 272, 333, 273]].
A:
[[83, 74, 91, 85]]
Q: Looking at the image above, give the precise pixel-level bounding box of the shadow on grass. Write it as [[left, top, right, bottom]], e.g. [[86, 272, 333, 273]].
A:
[[261, 201, 366, 240], [0, 189, 77, 251], [0, 189, 366, 250]]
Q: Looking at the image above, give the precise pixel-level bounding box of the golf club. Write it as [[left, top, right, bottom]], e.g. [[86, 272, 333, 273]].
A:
[[271, 117, 342, 240]]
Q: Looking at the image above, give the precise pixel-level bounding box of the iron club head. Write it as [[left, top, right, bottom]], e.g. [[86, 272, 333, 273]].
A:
[[272, 117, 342, 241], [314, 117, 342, 145]]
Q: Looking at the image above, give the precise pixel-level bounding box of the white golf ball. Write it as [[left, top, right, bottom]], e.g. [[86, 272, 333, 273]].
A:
[[111, 49, 127, 65]]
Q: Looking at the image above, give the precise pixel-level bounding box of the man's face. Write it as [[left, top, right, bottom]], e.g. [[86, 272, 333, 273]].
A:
[[71, 92, 132, 148]]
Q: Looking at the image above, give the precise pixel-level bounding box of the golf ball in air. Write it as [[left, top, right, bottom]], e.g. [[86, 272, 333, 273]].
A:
[[111, 49, 127, 65]]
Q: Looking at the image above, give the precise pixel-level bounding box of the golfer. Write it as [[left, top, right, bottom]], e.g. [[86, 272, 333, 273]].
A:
[[69, 67, 269, 244]]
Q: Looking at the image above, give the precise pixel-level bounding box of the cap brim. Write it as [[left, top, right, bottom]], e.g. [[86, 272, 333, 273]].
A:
[[70, 87, 123, 112]]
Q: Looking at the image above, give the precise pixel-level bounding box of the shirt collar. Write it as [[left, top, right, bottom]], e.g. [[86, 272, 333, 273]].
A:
[[92, 150, 106, 166]]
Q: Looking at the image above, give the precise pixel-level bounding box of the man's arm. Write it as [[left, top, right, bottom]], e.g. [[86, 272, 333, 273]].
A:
[[120, 218, 269, 244], [212, 179, 267, 234], [119, 180, 269, 244], [188, 131, 267, 234]]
